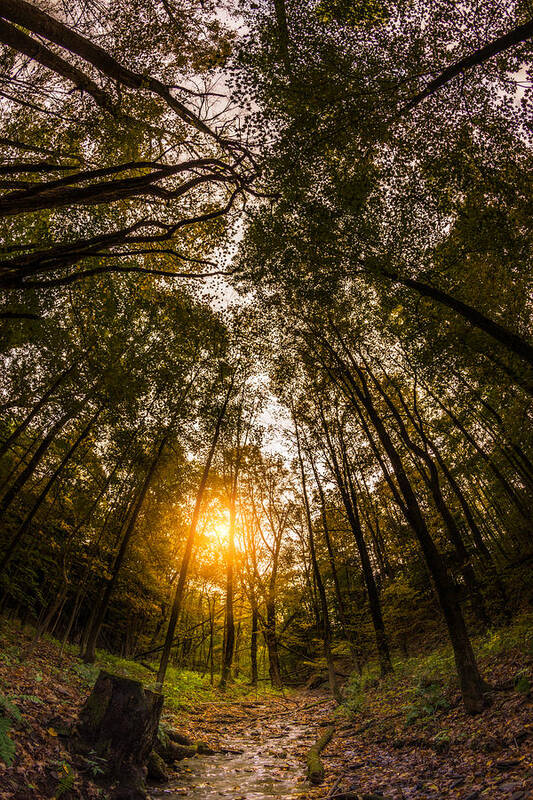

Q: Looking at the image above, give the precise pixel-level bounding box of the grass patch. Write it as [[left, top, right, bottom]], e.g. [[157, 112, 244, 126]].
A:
[[65, 645, 282, 714]]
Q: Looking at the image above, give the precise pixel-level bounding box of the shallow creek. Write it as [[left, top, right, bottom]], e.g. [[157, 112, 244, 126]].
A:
[[152, 720, 313, 800]]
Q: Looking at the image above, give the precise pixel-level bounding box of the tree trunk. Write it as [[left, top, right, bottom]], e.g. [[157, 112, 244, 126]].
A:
[[25, 582, 68, 656], [318, 405, 392, 676], [0, 363, 74, 459], [220, 489, 237, 689], [380, 269, 533, 373], [264, 597, 283, 689], [423, 383, 530, 519], [326, 343, 486, 713], [250, 597, 258, 686], [0, 406, 101, 576], [81, 430, 170, 663], [399, 18, 533, 116], [367, 367, 490, 626], [308, 447, 363, 672], [293, 410, 342, 702], [0, 405, 77, 519]]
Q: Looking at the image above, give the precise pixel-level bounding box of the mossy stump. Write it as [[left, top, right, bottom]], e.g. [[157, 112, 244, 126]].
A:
[[75, 670, 163, 799]]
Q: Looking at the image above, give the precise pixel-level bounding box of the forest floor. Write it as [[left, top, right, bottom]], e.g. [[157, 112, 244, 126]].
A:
[[0, 616, 532, 800]]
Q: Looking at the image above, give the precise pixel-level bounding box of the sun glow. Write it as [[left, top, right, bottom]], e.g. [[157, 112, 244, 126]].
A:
[[202, 509, 230, 546]]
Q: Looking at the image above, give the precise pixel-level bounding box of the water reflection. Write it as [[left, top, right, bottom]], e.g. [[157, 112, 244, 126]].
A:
[[152, 722, 310, 799]]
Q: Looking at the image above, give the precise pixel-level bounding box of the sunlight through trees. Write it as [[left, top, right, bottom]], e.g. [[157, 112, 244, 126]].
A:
[[0, 5, 532, 773]]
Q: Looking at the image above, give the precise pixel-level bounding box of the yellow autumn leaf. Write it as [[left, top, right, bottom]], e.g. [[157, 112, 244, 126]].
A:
[[48, 727, 57, 737]]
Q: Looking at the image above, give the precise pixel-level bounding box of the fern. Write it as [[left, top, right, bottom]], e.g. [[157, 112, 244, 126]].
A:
[[83, 753, 106, 777], [0, 717, 15, 766], [0, 693, 20, 767], [0, 693, 21, 722], [55, 763, 75, 798], [72, 662, 99, 684], [515, 671, 531, 695], [157, 722, 170, 750], [17, 694, 43, 705]]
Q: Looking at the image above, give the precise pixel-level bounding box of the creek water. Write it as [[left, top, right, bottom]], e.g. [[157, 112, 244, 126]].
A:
[[152, 720, 312, 800]]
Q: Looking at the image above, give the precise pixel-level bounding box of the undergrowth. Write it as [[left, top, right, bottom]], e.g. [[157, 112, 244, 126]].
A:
[[69, 649, 280, 713], [339, 612, 533, 724], [3, 621, 282, 715]]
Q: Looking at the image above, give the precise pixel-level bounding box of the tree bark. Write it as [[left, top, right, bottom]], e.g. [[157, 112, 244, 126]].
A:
[[75, 670, 163, 799]]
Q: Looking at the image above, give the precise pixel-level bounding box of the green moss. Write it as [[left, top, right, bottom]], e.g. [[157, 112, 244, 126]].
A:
[[81, 686, 109, 732], [306, 748, 324, 784], [306, 725, 334, 785]]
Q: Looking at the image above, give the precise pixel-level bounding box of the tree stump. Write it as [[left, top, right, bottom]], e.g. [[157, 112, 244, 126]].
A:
[[75, 670, 163, 799]]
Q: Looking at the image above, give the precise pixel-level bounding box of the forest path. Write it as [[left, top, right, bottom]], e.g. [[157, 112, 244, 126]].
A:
[[154, 691, 337, 800], [158, 660, 533, 800]]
